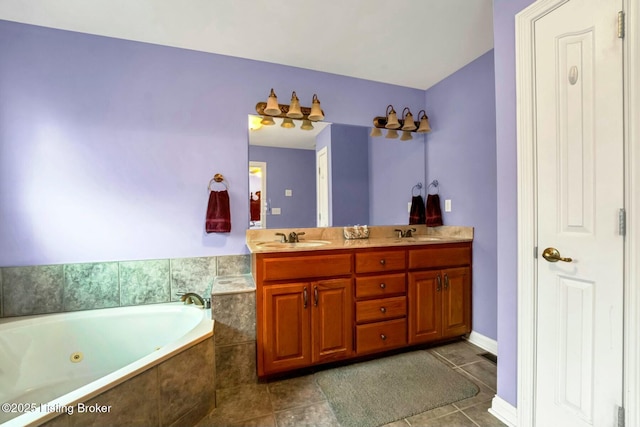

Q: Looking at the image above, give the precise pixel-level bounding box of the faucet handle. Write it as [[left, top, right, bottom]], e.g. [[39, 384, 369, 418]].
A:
[[405, 228, 417, 237], [296, 232, 306, 239]]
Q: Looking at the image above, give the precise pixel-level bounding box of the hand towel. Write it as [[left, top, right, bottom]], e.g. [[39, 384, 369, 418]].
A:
[[409, 195, 426, 225], [426, 194, 443, 227], [206, 190, 231, 233]]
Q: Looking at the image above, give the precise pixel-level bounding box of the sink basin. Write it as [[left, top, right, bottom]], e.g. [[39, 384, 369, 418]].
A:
[[411, 235, 447, 241], [256, 240, 332, 249]]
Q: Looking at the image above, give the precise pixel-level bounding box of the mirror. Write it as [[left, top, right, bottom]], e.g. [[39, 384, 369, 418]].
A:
[[248, 115, 426, 229]]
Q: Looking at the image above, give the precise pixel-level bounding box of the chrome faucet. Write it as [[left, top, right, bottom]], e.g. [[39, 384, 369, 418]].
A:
[[178, 292, 211, 309], [395, 228, 417, 238]]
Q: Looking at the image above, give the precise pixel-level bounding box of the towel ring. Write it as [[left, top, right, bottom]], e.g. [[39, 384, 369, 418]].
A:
[[412, 182, 423, 197], [427, 179, 439, 195], [208, 173, 229, 191]]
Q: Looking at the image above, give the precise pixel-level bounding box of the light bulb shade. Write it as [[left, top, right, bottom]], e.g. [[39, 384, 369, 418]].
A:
[[261, 115, 275, 126], [401, 108, 417, 131], [416, 110, 432, 133], [385, 129, 399, 139], [308, 94, 324, 121], [385, 105, 400, 129], [400, 130, 413, 141], [264, 88, 281, 116], [300, 119, 314, 130], [286, 91, 304, 118], [281, 118, 296, 128], [370, 127, 383, 137]]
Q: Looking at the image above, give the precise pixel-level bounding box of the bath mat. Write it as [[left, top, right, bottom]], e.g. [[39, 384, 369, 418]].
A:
[[315, 350, 479, 427]]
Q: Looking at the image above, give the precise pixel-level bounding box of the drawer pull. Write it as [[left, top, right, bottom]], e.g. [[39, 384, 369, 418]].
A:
[[380, 259, 386, 265], [379, 283, 386, 289], [380, 334, 387, 341], [380, 307, 387, 313]]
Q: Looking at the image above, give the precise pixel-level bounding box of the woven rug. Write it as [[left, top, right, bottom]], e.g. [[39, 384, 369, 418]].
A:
[[315, 350, 479, 427]]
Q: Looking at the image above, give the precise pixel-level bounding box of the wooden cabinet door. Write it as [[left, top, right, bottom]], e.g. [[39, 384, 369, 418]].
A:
[[441, 267, 471, 338], [408, 270, 442, 344], [262, 283, 311, 374], [312, 278, 353, 363]]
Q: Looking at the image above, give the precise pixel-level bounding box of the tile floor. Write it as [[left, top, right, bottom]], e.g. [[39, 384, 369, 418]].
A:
[[196, 340, 506, 427]]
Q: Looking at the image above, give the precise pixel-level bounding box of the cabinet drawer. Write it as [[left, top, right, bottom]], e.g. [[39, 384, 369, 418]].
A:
[[260, 253, 352, 281], [355, 273, 406, 299], [355, 250, 406, 274], [408, 245, 471, 270], [356, 318, 407, 354], [355, 296, 407, 323]]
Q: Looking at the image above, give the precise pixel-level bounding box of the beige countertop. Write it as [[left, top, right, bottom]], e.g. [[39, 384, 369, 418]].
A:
[[246, 225, 473, 254]]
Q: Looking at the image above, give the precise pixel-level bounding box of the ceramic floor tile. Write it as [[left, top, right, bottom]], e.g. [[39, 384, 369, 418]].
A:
[[274, 401, 340, 427], [381, 419, 411, 427], [267, 374, 326, 411], [461, 401, 507, 427], [202, 383, 272, 425], [429, 341, 486, 367], [407, 410, 477, 427], [450, 370, 496, 410], [458, 360, 497, 392], [405, 404, 459, 424]]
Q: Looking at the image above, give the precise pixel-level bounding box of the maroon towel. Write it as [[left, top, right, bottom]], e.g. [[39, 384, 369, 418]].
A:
[[409, 195, 426, 224], [205, 190, 231, 233], [426, 194, 443, 227]]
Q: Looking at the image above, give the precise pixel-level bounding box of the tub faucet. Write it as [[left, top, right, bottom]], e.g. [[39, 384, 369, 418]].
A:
[[178, 292, 211, 309]]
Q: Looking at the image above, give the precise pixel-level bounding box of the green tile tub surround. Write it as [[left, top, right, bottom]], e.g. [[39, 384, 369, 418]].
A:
[[64, 262, 120, 311], [217, 254, 251, 276], [170, 256, 217, 300], [2, 265, 65, 316], [119, 259, 171, 306]]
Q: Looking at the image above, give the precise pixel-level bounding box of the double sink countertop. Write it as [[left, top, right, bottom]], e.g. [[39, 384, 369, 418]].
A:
[[246, 225, 473, 254]]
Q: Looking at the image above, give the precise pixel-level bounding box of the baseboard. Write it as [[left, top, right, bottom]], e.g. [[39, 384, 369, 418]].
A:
[[489, 395, 517, 427], [464, 331, 498, 355]]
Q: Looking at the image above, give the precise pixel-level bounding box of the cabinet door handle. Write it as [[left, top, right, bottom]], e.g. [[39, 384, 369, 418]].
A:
[[314, 286, 318, 307], [436, 274, 442, 292], [379, 283, 386, 289], [380, 334, 387, 341], [380, 307, 387, 313], [303, 287, 308, 308], [444, 273, 449, 290], [380, 259, 386, 265]]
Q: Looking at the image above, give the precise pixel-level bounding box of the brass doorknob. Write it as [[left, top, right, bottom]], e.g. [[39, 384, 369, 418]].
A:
[[542, 247, 572, 263]]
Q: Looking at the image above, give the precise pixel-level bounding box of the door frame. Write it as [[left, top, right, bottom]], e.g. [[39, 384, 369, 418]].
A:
[[249, 161, 267, 228], [515, 1, 640, 426]]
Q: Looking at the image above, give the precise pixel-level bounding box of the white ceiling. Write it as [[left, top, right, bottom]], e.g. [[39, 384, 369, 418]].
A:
[[0, 0, 494, 90]]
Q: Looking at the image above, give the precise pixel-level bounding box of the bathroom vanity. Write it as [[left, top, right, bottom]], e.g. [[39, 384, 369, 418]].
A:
[[248, 225, 473, 377]]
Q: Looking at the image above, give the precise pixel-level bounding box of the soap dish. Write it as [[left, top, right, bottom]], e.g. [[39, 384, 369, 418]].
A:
[[343, 225, 369, 240]]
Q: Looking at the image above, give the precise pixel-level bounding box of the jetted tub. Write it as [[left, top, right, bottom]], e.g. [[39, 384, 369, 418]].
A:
[[0, 302, 214, 426]]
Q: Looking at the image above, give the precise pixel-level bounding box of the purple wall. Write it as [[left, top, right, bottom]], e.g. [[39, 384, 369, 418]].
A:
[[424, 50, 497, 342], [331, 124, 370, 226], [248, 146, 316, 229], [369, 135, 426, 225], [0, 20, 425, 266], [493, 0, 535, 407]]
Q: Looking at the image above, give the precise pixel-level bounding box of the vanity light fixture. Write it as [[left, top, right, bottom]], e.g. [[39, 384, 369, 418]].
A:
[[300, 119, 314, 131], [416, 110, 432, 133], [281, 118, 296, 128], [400, 131, 413, 141], [256, 89, 325, 124], [260, 116, 276, 126], [286, 91, 303, 119], [370, 105, 432, 138], [385, 129, 399, 139]]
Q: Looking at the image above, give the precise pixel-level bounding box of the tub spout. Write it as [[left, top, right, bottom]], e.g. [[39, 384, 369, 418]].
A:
[[179, 292, 211, 309]]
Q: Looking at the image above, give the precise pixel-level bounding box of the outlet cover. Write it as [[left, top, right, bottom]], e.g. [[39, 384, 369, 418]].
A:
[[285, 189, 292, 197], [271, 207, 281, 215], [444, 199, 452, 212]]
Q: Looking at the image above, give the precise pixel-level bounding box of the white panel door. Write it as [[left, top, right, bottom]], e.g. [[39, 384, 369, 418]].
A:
[[534, 0, 624, 426], [316, 146, 329, 227]]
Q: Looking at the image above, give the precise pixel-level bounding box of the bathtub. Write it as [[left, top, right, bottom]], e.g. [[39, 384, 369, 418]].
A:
[[0, 302, 214, 427]]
